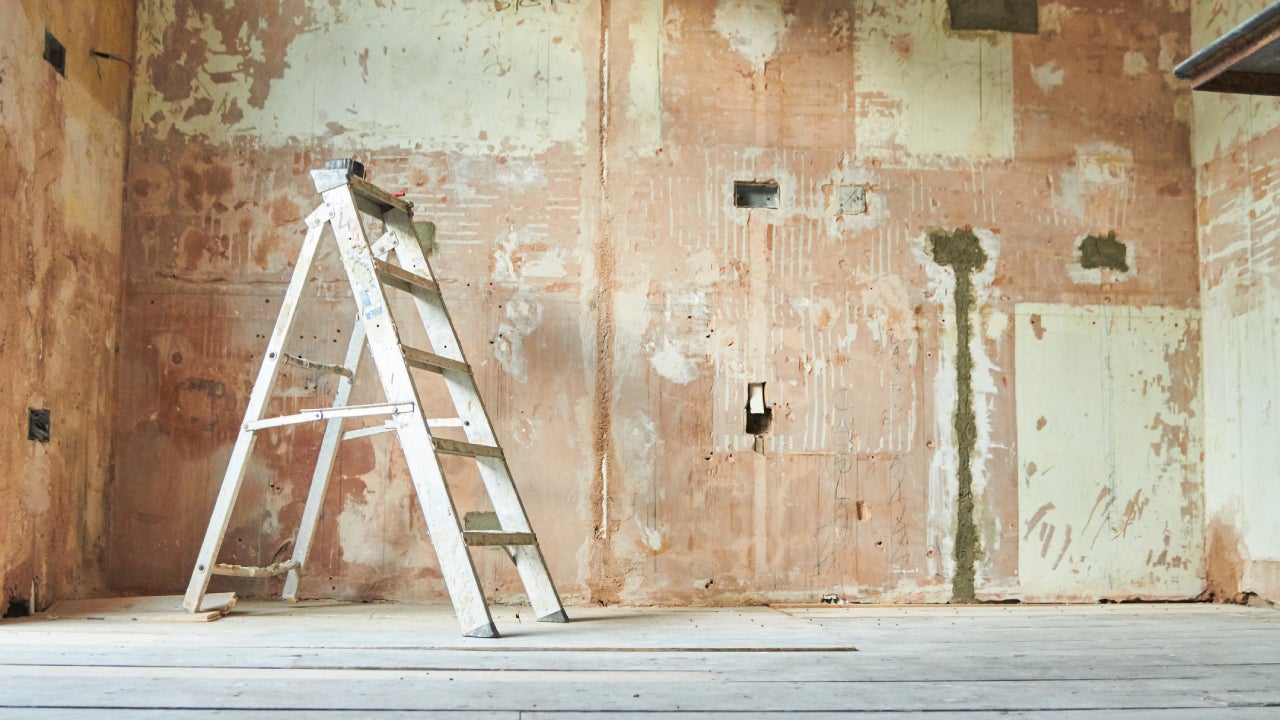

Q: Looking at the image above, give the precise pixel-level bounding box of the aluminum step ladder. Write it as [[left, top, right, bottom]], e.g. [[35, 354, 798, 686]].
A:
[[183, 160, 568, 637]]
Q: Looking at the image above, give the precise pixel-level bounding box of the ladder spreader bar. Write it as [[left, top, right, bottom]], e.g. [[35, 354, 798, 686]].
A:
[[246, 402, 414, 432]]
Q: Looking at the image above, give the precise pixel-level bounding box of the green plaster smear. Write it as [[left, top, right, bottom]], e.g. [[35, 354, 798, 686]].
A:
[[1079, 231, 1128, 272], [929, 228, 987, 603]]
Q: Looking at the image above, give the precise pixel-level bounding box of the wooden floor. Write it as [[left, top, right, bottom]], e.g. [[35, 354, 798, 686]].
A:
[[1, 600, 1277, 718]]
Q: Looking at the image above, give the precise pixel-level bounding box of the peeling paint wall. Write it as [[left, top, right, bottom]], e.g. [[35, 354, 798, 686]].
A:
[[1015, 304, 1202, 600], [0, 0, 134, 614], [1191, 0, 1280, 605], [111, 0, 1203, 605]]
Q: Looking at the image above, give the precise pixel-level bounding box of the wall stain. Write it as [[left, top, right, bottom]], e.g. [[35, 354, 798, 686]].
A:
[[929, 228, 987, 603], [1079, 231, 1129, 272]]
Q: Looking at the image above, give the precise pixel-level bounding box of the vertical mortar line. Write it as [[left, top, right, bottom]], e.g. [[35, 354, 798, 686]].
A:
[[952, 267, 978, 602], [588, 0, 618, 600], [930, 229, 986, 603]]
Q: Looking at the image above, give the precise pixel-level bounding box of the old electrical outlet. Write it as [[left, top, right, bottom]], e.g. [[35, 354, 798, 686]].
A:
[[839, 184, 867, 215], [745, 382, 772, 455], [734, 181, 779, 209]]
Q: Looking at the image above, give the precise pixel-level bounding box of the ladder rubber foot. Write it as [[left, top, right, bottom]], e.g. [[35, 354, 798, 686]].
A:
[[465, 623, 500, 639], [538, 609, 570, 624]]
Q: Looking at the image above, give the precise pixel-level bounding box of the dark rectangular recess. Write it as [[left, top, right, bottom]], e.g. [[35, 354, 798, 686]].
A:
[[948, 0, 1038, 34], [734, 181, 778, 209], [43, 30, 66, 77], [28, 408, 50, 443]]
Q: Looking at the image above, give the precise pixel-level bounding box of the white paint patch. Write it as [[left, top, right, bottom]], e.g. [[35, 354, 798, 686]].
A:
[[1202, 285, 1280, 562], [856, 0, 1014, 159], [649, 337, 698, 384], [628, 0, 664, 154], [494, 297, 544, 383], [1051, 142, 1135, 224], [634, 515, 664, 552], [712, 0, 794, 72], [1075, 142, 1134, 186], [132, 0, 590, 154], [336, 497, 386, 567], [1030, 61, 1065, 94], [1123, 51, 1149, 77], [1015, 304, 1203, 600]]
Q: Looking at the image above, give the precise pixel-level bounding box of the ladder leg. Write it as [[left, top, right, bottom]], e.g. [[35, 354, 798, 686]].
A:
[[282, 317, 367, 602], [476, 458, 569, 622], [324, 188, 498, 638], [388, 211, 567, 623], [184, 211, 330, 612], [396, 416, 499, 637]]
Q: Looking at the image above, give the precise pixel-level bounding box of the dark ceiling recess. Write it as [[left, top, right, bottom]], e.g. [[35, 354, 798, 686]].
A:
[[1175, 4, 1280, 96], [948, 0, 1038, 34]]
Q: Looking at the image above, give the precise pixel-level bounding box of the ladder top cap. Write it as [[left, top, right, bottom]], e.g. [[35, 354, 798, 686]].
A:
[[310, 167, 414, 215]]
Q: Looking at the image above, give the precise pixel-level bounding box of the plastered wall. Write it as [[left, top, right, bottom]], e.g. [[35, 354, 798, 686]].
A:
[[0, 0, 134, 614], [1192, 1, 1280, 605], [111, 0, 1205, 605]]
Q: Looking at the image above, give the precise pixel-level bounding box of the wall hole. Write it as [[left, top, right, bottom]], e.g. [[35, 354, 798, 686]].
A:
[[734, 181, 778, 209], [43, 31, 66, 77], [27, 408, 50, 443], [3, 598, 30, 618]]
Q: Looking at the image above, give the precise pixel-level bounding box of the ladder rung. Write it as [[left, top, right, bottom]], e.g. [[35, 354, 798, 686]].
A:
[[282, 353, 354, 380], [403, 346, 470, 376], [247, 402, 414, 431], [433, 438, 504, 459], [375, 260, 439, 296], [212, 559, 300, 578], [463, 531, 537, 547]]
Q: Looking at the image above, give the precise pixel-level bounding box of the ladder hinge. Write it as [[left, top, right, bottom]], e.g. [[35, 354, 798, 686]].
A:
[[306, 204, 335, 228]]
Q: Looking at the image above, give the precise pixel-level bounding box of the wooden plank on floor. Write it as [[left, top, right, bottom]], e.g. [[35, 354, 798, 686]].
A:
[[40, 593, 237, 622]]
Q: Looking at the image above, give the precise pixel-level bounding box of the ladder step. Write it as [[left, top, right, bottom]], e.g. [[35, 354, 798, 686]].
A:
[[212, 559, 300, 578], [374, 260, 440, 296], [463, 531, 538, 547], [403, 346, 470, 376], [433, 437, 504, 459], [247, 402, 414, 431], [282, 353, 354, 380]]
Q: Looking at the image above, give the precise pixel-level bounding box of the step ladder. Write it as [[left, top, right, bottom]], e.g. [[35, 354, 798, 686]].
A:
[[183, 160, 568, 638]]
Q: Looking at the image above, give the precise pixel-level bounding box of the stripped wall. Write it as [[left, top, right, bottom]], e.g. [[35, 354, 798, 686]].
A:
[[111, 0, 1205, 605], [0, 0, 134, 614], [1192, 1, 1280, 605]]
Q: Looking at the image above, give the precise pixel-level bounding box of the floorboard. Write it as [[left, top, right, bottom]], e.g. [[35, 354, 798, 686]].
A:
[[0, 602, 1276, 717]]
